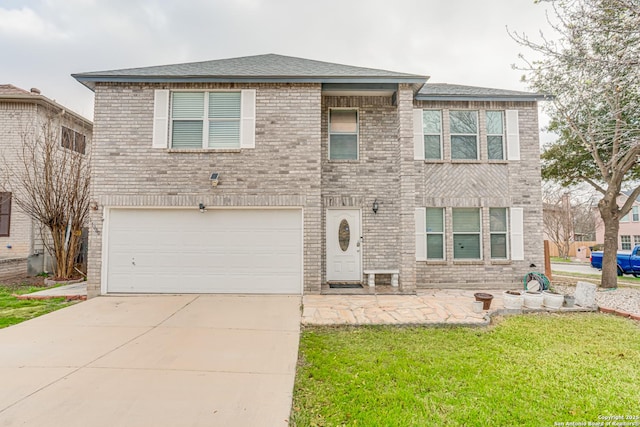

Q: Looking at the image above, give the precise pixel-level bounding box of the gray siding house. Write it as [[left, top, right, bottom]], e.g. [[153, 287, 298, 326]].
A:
[[0, 85, 92, 280], [73, 54, 544, 298]]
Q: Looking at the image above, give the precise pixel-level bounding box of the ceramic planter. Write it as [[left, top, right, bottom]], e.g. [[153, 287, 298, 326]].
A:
[[474, 293, 494, 310], [543, 290, 564, 310], [564, 295, 575, 308], [503, 290, 524, 310], [524, 291, 544, 309]]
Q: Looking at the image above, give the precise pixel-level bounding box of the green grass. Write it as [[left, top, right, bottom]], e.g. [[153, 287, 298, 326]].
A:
[[0, 285, 75, 329], [292, 314, 640, 426], [550, 256, 572, 263]]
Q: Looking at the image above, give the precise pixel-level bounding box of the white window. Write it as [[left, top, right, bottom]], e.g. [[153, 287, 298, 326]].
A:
[[171, 92, 241, 149], [422, 110, 442, 160], [329, 109, 358, 160], [490, 208, 509, 259], [633, 206, 639, 222], [621, 235, 632, 250], [426, 208, 445, 259], [486, 111, 505, 160], [452, 208, 481, 259], [450, 111, 478, 160], [634, 235, 640, 247]]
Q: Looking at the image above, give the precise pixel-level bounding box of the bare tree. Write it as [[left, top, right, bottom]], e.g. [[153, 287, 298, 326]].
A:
[[1, 111, 90, 279], [511, 0, 640, 288], [543, 184, 573, 259]]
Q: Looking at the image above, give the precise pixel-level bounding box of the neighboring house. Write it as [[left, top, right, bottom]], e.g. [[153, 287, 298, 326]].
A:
[[0, 84, 92, 279], [595, 190, 640, 250], [73, 54, 545, 298]]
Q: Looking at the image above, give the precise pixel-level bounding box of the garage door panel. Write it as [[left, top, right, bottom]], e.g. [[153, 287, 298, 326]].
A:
[[106, 209, 302, 294]]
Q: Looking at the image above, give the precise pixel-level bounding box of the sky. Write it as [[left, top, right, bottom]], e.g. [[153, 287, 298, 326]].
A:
[[0, 0, 556, 134]]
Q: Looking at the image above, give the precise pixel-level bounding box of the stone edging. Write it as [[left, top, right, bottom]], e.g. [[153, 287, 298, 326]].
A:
[[598, 306, 640, 321]]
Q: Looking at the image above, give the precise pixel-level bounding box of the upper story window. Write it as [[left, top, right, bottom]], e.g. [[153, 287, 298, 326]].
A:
[[450, 111, 478, 160], [171, 92, 241, 149], [329, 109, 358, 160], [0, 192, 11, 237], [633, 206, 639, 221], [422, 110, 442, 160], [486, 111, 505, 160], [61, 126, 86, 154], [414, 108, 520, 162]]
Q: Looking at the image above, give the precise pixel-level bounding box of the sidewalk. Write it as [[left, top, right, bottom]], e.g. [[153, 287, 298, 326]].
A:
[[16, 282, 87, 301]]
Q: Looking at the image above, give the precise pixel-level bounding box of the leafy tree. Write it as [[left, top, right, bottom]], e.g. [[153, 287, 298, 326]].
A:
[[511, 0, 640, 287]]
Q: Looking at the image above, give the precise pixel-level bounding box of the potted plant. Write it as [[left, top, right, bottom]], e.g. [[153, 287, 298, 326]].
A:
[[542, 289, 565, 310], [503, 290, 524, 310], [524, 291, 544, 309]]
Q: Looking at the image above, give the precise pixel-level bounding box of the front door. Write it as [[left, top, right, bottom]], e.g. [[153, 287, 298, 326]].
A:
[[326, 209, 362, 282]]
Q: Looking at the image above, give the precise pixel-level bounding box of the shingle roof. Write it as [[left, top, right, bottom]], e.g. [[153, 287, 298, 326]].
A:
[[0, 84, 92, 126], [0, 84, 33, 96], [416, 83, 547, 101], [73, 53, 428, 90]]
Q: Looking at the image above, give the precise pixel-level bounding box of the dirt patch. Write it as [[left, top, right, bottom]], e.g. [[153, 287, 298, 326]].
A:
[[0, 275, 46, 290]]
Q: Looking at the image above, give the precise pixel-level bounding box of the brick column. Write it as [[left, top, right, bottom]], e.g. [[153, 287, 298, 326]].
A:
[[397, 84, 416, 293]]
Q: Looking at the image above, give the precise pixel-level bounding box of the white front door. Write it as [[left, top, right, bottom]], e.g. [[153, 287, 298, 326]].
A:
[[326, 209, 362, 282]]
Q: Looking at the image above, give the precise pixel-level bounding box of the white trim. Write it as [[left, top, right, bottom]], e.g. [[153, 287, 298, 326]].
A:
[[413, 109, 424, 160], [152, 90, 169, 148], [415, 207, 427, 261], [510, 207, 525, 260], [241, 89, 256, 149], [506, 110, 520, 161], [328, 108, 359, 161], [100, 208, 110, 295]]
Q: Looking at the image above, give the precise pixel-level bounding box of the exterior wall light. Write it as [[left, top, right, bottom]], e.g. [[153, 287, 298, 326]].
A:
[[372, 199, 379, 214], [210, 172, 219, 187]]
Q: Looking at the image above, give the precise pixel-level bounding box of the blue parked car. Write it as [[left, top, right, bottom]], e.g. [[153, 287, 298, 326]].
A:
[[590, 245, 640, 277]]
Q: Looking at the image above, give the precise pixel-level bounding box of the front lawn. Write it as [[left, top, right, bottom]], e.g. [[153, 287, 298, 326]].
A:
[[292, 314, 640, 426], [0, 285, 75, 329]]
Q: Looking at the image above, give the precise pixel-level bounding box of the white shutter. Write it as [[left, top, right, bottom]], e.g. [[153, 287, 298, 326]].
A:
[[506, 110, 520, 160], [152, 90, 169, 148], [241, 89, 256, 149], [510, 207, 524, 260], [415, 207, 427, 261], [413, 109, 425, 160]]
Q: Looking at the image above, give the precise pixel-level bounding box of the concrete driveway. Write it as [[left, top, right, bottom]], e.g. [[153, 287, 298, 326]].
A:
[[0, 295, 301, 427]]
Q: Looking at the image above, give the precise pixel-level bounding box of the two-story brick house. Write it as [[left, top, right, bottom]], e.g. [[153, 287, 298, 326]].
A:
[[73, 54, 544, 298], [0, 84, 92, 279]]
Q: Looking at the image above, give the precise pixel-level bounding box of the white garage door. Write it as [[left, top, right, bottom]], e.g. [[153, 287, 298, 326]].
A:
[[105, 208, 302, 294]]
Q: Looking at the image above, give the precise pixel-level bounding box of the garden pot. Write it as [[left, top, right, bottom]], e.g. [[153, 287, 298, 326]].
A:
[[564, 295, 575, 308], [503, 290, 524, 310], [543, 290, 564, 310], [472, 301, 484, 313], [524, 291, 543, 309], [474, 292, 494, 310]]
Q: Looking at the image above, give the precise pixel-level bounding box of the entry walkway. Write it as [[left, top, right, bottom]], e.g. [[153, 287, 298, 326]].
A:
[[302, 289, 508, 326]]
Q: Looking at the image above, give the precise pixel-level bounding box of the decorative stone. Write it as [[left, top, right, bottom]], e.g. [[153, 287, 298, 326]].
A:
[[575, 281, 597, 308]]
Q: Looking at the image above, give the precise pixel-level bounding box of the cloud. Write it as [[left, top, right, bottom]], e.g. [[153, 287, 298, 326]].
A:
[[0, 6, 69, 41]]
